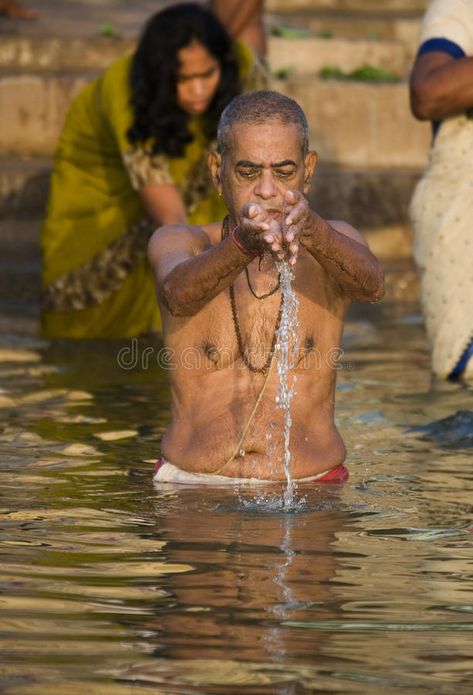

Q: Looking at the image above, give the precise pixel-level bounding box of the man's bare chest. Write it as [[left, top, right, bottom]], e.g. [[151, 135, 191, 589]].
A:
[[172, 265, 346, 372]]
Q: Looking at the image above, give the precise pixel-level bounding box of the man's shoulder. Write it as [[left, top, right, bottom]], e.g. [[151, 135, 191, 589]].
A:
[[148, 221, 222, 263], [328, 219, 368, 248]]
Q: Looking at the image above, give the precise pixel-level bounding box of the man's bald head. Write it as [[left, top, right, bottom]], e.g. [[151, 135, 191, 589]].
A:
[[217, 90, 309, 158]]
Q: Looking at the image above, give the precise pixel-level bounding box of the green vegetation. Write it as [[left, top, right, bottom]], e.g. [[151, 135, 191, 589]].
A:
[[97, 22, 121, 38], [273, 66, 294, 80], [271, 25, 333, 40], [319, 64, 401, 83], [271, 25, 312, 39]]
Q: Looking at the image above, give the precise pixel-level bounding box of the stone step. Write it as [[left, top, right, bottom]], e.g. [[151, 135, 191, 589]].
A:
[[0, 217, 42, 262], [0, 213, 418, 341], [0, 155, 421, 233], [362, 224, 412, 260], [308, 164, 420, 229], [268, 36, 412, 77], [0, 250, 418, 344], [0, 71, 91, 156], [0, 33, 413, 77], [0, 218, 41, 334], [0, 71, 431, 168], [0, 36, 135, 72], [0, 156, 50, 218], [0, 215, 415, 267], [267, 0, 426, 45], [0, 0, 163, 40], [0, 257, 418, 319], [267, 0, 428, 12], [278, 76, 430, 168], [1, 1, 427, 41], [0, 263, 41, 314]]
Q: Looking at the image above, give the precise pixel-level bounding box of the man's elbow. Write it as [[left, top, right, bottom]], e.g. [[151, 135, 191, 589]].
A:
[[350, 266, 385, 304], [366, 266, 385, 304], [161, 279, 195, 317]]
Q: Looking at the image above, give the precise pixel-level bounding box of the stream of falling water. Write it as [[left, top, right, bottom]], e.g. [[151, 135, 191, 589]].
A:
[[275, 260, 299, 510]]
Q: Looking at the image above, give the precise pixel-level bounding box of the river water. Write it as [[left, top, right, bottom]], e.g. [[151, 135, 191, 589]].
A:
[[1, 303, 472, 694]]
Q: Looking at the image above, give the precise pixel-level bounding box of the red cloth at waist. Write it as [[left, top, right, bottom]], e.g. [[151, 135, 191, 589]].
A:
[[154, 459, 348, 483]]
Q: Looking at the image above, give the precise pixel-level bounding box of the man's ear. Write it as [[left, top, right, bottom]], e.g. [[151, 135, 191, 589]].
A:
[[303, 150, 317, 194], [208, 151, 222, 193]]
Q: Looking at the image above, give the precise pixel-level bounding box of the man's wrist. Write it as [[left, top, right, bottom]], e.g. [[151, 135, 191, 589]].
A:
[[231, 224, 258, 257], [298, 210, 317, 248]]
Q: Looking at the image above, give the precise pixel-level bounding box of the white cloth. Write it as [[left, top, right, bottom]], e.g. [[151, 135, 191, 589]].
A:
[[410, 0, 473, 377], [419, 0, 473, 52], [153, 460, 335, 485]]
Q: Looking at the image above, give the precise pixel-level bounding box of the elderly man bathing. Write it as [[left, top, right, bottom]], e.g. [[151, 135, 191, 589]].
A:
[[148, 91, 384, 484]]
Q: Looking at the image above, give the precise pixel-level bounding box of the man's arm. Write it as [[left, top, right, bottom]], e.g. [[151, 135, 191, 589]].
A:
[[283, 191, 384, 303], [301, 215, 385, 303], [148, 204, 285, 317], [410, 52, 473, 121], [148, 217, 268, 317]]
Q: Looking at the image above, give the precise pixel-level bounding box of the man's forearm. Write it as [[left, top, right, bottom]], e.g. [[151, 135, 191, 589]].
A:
[[301, 213, 385, 303], [161, 235, 251, 317]]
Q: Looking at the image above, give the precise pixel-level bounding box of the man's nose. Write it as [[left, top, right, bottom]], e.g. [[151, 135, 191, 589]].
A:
[[254, 171, 277, 199]]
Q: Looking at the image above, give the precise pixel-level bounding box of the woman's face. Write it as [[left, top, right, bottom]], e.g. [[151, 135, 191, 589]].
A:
[[176, 40, 222, 116]]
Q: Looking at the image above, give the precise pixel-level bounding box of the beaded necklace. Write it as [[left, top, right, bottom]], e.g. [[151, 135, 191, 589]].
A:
[[223, 216, 283, 374]]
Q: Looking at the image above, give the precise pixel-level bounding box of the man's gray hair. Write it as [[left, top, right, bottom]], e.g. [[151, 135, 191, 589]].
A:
[[217, 90, 309, 157]]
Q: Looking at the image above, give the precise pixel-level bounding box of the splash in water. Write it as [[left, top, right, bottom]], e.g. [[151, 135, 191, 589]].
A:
[[275, 260, 299, 510]]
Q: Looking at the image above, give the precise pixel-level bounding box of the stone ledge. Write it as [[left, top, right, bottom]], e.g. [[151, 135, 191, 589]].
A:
[[0, 157, 51, 217], [0, 218, 42, 261], [0, 36, 134, 72], [308, 164, 421, 229], [267, 0, 428, 13], [269, 36, 411, 77], [0, 156, 421, 233], [0, 34, 413, 76], [0, 72, 431, 168], [277, 76, 430, 168], [362, 224, 412, 260], [0, 73, 90, 155]]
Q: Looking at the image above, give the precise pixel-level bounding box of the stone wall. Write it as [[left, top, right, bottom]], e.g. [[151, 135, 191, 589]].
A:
[[267, 0, 429, 13]]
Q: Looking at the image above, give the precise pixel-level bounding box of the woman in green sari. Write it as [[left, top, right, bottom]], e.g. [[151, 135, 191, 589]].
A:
[[41, 3, 267, 339]]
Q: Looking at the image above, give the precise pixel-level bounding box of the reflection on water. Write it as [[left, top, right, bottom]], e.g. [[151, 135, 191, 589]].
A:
[[1, 305, 473, 694]]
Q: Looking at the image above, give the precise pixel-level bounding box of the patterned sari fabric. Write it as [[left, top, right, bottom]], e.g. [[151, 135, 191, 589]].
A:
[[41, 43, 267, 339], [410, 0, 473, 378]]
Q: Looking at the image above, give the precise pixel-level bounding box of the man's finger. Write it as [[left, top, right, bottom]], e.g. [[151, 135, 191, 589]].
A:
[[285, 202, 306, 227], [284, 189, 301, 205]]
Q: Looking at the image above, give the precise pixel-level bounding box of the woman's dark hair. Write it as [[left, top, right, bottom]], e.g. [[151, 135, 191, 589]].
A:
[[127, 3, 241, 157]]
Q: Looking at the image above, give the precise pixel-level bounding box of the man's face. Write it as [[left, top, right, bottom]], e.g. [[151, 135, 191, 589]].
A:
[[215, 120, 315, 221]]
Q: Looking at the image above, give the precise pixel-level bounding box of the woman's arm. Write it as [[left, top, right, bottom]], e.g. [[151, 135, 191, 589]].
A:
[[139, 183, 188, 226]]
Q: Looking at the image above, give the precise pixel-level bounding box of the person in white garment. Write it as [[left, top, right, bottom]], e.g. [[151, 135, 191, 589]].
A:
[[410, 0, 473, 380]]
